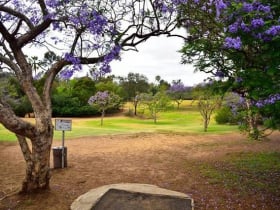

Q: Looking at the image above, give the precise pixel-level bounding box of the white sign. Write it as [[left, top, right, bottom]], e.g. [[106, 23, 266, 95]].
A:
[[55, 119, 72, 131]]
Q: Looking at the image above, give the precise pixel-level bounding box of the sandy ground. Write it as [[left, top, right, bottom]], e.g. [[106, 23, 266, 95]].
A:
[[0, 132, 280, 209]]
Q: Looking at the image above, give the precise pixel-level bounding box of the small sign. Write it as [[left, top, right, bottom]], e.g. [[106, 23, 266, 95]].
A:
[[55, 119, 72, 131]]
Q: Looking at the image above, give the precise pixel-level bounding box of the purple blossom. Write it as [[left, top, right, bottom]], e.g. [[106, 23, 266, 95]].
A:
[[88, 91, 110, 107], [257, 5, 271, 13], [228, 22, 239, 33], [265, 25, 280, 36], [154, 0, 188, 13], [240, 21, 250, 33], [251, 18, 265, 29], [224, 37, 242, 50], [215, 70, 225, 78], [52, 22, 62, 31], [46, 0, 61, 8], [69, 6, 108, 36], [88, 11, 108, 35], [64, 53, 81, 65], [62, 53, 82, 79], [255, 94, 280, 108], [168, 83, 188, 92], [242, 3, 253, 12], [215, 0, 227, 18], [99, 45, 121, 73], [171, 0, 188, 6], [59, 69, 74, 80]]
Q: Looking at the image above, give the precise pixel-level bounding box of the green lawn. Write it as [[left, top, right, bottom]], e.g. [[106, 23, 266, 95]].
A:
[[0, 101, 238, 141]]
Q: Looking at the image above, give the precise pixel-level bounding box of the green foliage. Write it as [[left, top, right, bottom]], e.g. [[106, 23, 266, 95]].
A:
[[180, 0, 280, 139], [72, 77, 96, 104], [51, 77, 100, 117], [9, 96, 33, 117], [215, 106, 234, 124], [95, 77, 123, 96], [52, 94, 99, 117], [215, 92, 241, 125], [192, 83, 223, 131], [139, 92, 172, 123], [118, 73, 150, 101]]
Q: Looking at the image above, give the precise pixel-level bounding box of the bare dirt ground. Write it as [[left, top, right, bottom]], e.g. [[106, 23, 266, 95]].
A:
[[0, 132, 280, 210]]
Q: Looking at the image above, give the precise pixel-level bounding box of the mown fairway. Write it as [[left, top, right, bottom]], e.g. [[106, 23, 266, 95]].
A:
[[0, 101, 238, 141]]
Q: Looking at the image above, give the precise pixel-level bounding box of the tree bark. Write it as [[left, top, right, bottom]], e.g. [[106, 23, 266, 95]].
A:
[[245, 98, 259, 140], [203, 117, 209, 132], [101, 109, 105, 126], [16, 116, 53, 193], [0, 74, 54, 193], [134, 102, 138, 116]]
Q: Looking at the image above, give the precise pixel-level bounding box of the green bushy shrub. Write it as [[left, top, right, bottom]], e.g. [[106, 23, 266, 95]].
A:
[[215, 106, 237, 125]]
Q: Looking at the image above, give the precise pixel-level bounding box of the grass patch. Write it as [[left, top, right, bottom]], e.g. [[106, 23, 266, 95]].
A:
[[198, 152, 280, 195], [0, 124, 17, 141], [0, 100, 238, 141]]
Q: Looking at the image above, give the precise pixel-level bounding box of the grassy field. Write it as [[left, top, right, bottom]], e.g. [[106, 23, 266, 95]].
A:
[[0, 100, 239, 141]]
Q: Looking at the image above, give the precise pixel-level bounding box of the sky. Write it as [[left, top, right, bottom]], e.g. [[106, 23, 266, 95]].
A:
[[110, 35, 208, 86], [26, 30, 208, 86]]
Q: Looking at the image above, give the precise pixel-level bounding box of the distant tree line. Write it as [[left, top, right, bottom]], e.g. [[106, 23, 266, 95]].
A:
[[0, 72, 193, 118]]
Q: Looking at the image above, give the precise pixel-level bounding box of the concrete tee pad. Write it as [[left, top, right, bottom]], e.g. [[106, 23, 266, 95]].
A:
[[71, 183, 194, 210]]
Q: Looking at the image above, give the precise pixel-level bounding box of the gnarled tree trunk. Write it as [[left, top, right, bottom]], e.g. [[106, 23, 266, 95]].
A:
[[18, 136, 52, 192]]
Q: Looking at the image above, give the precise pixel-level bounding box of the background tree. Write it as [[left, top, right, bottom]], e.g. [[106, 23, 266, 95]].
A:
[[51, 78, 98, 117], [214, 92, 242, 125], [167, 80, 191, 109], [192, 83, 223, 132], [139, 92, 171, 124], [150, 76, 170, 95], [118, 73, 150, 115], [95, 76, 123, 97], [118, 73, 150, 102], [88, 91, 121, 126], [71, 77, 96, 105], [0, 0, 185, 192]]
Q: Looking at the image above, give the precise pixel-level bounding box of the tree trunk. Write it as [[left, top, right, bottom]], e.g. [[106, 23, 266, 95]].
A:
[[245, 98, 259, 140], [134, 99, 138, 116], [17, 117, 53, 193], [153, 109, 157, 124], [21, 140, 52, 193], [203, 117, 209, 132], [176, 101, 180, 109], [134, 103, 137, 116], [101, 109, 105, 126]]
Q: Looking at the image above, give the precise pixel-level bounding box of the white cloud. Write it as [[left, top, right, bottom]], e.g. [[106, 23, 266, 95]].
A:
[[110, 35, 208, 86]]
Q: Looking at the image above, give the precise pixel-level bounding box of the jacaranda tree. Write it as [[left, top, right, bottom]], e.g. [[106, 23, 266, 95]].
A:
[[180, 0, 280, 139], [167, 80, 191, 109], [0, 0, 188, 193], [88, 91, 121, 126]]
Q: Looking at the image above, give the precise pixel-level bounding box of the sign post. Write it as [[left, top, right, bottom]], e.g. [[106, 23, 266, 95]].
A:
[[55, 119, 72, 168]]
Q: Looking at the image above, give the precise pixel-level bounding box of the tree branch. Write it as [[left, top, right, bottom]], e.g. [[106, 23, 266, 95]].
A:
[[16, 135, 32, 162], [0, 21, 13, 42], [17, 19, 52, 48], [0, 5, 34, 29], [0, 98, 37, 139], [0, 53, 21, 75]]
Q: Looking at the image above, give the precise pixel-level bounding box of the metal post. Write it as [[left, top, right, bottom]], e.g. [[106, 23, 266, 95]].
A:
[[62, 130, 65, 168]]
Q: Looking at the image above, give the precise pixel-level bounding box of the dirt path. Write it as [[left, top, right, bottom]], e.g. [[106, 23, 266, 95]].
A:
[[1, 132, 280, 209]]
